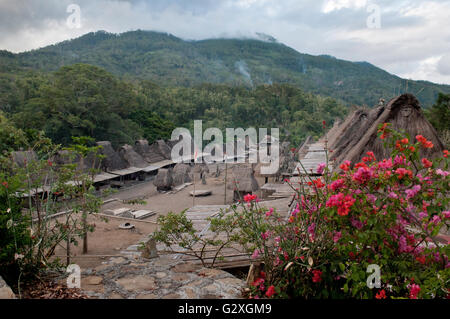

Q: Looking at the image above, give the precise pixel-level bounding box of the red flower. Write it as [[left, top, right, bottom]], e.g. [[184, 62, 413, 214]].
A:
[[444, 150, 448, 158], [1, 181, 8, 188], [395, 168, 412, 179], [312, 270, 322, 283], [313, 178, 325, 188], [378, 123, 390, 139], [354, 162, 368, 169], [415, 255, 426, 264], [340, 160, 351, 171], [416, 135, 433, 148], [421, 158, 432, 168], [265, 285, 276, 298], [243, 193, 257, 203], [326, 193, 356, 216], [375, 289, 387, 299]]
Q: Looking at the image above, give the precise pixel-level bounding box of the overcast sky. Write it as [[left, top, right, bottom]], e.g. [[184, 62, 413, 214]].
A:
[[1, 0, 449, 84]]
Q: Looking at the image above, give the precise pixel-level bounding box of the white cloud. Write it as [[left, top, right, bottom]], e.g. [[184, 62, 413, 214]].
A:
[[322, 0, 367, 13], [437, 54, 450, 76]]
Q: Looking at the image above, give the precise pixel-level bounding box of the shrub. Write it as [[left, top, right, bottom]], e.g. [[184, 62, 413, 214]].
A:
[[239, 124, 449, 299]]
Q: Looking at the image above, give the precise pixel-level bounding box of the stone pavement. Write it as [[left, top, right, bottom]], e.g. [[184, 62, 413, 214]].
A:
[[0, 275, 16, 299], [79, 254, 246, 299]]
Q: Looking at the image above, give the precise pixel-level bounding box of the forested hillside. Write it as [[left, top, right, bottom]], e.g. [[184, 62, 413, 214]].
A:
[[5, 30, 450, 108], [0, 64, 346, 148]]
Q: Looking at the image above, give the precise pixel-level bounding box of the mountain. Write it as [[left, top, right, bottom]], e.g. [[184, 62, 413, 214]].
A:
[[4, 30, 450, 107]]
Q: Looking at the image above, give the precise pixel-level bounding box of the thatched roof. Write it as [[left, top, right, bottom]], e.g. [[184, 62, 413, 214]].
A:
[[134, 139, 172, 163], [329, 94, 445, 167], [172, 163, 192, 186], [154, 168, 173, 190], [11, 150, 37, 168], [328, 108, 377, 164], [227, 164, 259, 192], [118, 144, 149, 168], [96, 141, 128, 171]]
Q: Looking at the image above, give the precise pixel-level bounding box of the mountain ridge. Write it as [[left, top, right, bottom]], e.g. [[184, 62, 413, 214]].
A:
[[4, 30, 450, 107]]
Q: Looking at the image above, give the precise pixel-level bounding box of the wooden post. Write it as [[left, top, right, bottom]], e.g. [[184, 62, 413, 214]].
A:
[[66, 232, 71, 266], [193, 172, 196, 207], [224, 153, 228, 205]]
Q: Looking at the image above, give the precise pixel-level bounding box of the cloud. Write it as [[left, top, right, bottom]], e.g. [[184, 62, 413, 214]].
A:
[[0, 0, 449, 84], [438, 54, 450, 76]]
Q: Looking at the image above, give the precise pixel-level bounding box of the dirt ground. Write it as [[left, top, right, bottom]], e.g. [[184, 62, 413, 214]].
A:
[[52, 172, 284, 270], [52, 214, 157, 269]]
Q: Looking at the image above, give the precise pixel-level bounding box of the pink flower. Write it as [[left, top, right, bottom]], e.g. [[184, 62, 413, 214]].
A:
[[329, 179, 345, 191], [398, 235, 413, 253], [436, 169, 450, 177], [261, 231, 270, 240], [352, 166, 373, 184], [351, 217, 363, 230], [251, 249, 261, 259], [418, 212, 428, 220], [409, 284, 421, 299], [291, 203, 300, 217], [265, 208, 274, 217], [388, 192, 398, 199], [378, 158, 393, 170], [431, 215, 441, 225], [443, 211, 450, 219], [394, 155, 406, 166], [405, 185, 421, 199], [366, 194, 377, 204], [316, 163, 326, 174], [333, 231, 342, 243], [307, 223, 316, 240]]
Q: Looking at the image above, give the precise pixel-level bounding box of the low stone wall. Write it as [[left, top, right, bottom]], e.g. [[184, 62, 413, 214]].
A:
[[75, 234, 246, 299], [80, 255, 246, 299], [0, 275, 16, 299]]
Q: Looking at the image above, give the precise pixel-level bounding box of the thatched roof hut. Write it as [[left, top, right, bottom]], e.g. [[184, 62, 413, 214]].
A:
[[134, 139, 172, 163], [96, 141, 128, 171], [118, 144, 149, 168], [11, 150, 37, 168], [327, 109, 376, 164], [329, 94, 445, 167], [154, 168, 173, 191], [227, 164, 259, 195], [172, 163, 192, 186]]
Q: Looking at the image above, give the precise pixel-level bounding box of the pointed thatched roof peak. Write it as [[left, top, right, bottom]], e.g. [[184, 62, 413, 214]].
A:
[[327, 93, 445, 168]]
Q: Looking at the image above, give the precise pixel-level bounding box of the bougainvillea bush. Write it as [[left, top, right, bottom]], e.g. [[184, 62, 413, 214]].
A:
[[232, 124, 449, 299]]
